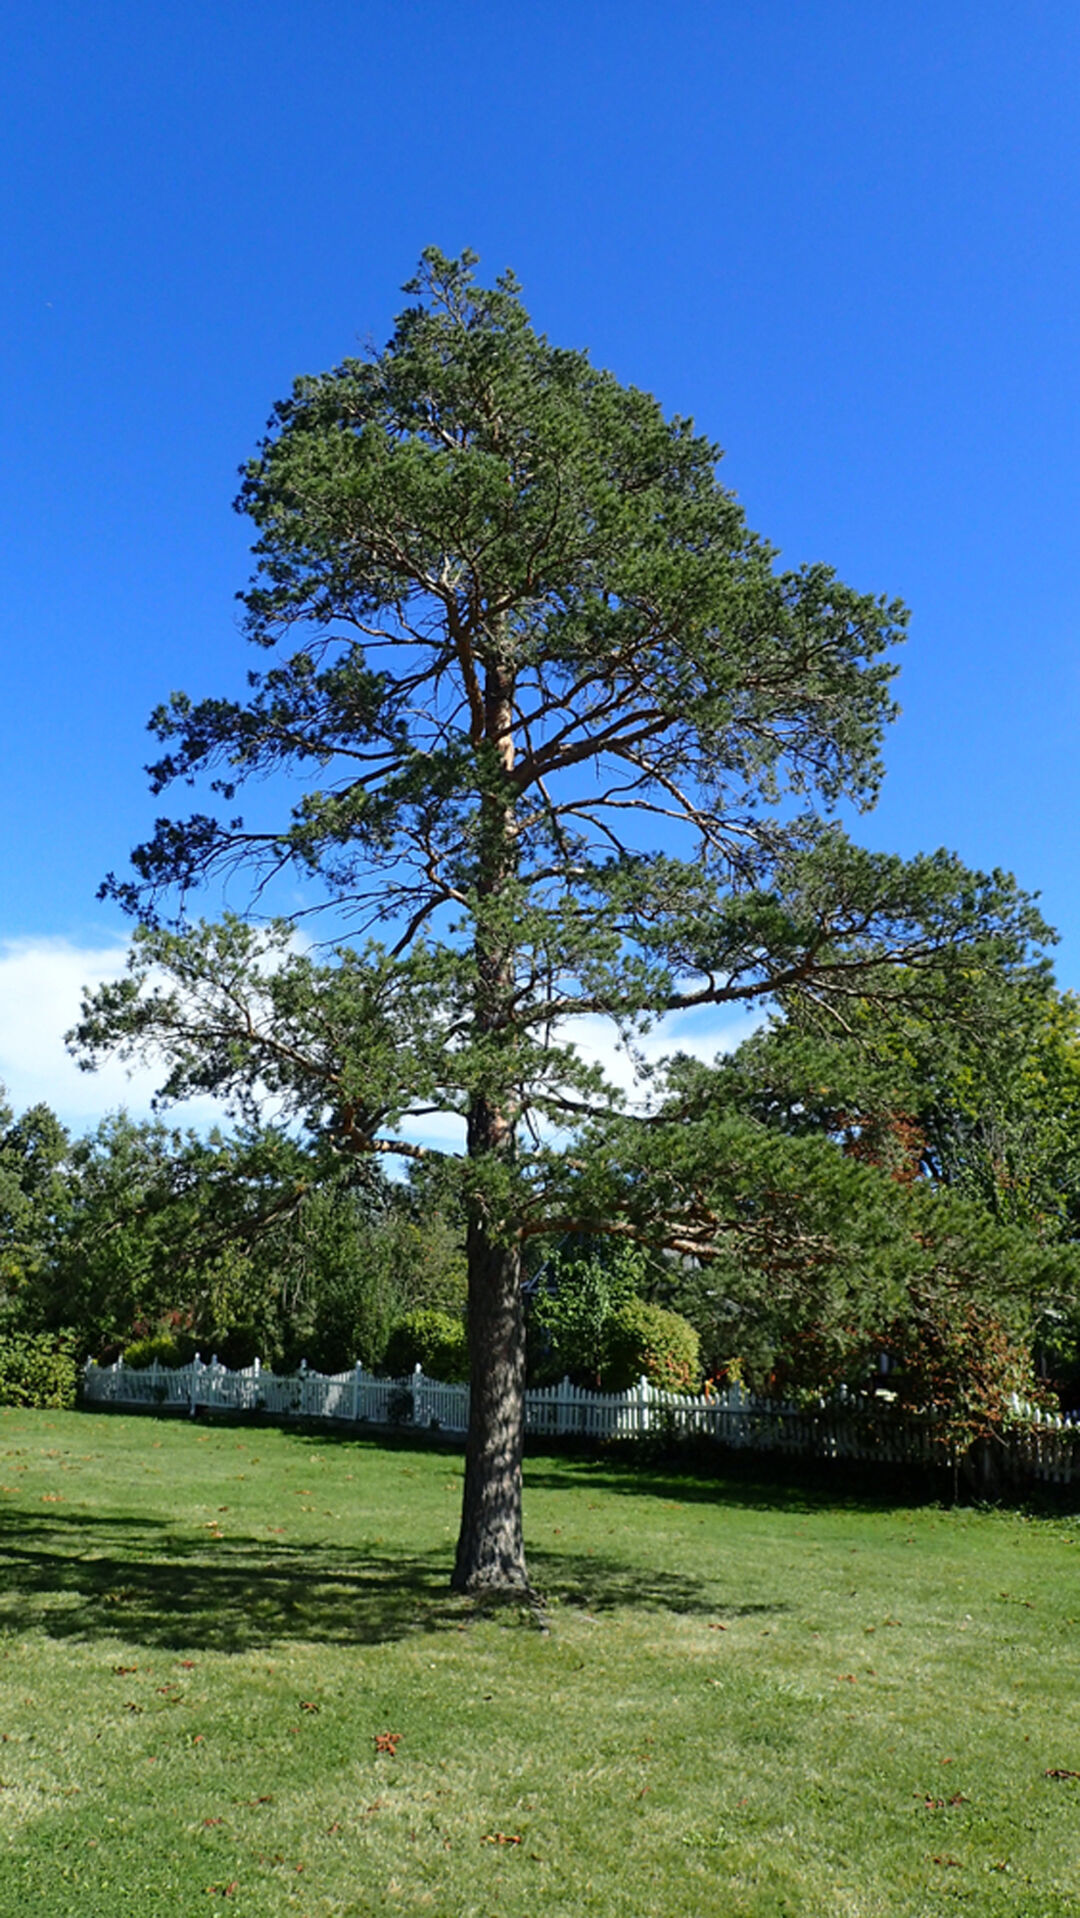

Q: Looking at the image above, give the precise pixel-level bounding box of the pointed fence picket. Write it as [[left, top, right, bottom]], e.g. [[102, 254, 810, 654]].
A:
[[79, 1357, 1080, 1484]]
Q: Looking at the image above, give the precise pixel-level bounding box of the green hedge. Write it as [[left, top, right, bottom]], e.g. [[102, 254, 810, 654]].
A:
[[602, 1299, 702, 1395], [0, 1333, 79, 1410], [383, 1309, 468, 1383], [122, 1333, 198, 1370]]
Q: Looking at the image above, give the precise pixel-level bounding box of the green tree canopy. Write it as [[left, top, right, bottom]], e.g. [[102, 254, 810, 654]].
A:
[[23, 1110, 454, 1369]]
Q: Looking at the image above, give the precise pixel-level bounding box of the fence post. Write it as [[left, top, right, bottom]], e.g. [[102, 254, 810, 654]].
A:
[[556, 1376, 571, 1437], [638, 1375, 649, 1436], [189, 1352, 201, 1418], [352, 1360, 362, 1422]]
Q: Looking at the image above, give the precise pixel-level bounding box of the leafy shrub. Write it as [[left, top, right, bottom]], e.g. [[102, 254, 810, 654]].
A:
[[383, 1309, 468, 1383], [602, 1299, 702, 1394], [296, 1268, 402, 1375], [122, 1333, 196, 1370], [882, 1279, 1050, 1449], [0, 1332, 78, 1409]]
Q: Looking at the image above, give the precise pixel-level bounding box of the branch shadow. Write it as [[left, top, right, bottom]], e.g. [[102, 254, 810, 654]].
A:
[[0, 1507, 459, 1653]]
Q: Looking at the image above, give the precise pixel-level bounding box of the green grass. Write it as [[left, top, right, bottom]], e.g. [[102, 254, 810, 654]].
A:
[[1, 1410, 1080, 1916]]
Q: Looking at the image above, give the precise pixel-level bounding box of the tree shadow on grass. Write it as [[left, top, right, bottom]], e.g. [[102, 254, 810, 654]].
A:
[[282, 1424, 948, 1517], [523, 1447, 949, 1517], [526, 1545, 786, 1623], [0, 1506, 776, 1653]]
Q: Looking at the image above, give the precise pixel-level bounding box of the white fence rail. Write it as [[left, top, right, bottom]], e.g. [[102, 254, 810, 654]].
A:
[[81, 1355, 1080, 1485]]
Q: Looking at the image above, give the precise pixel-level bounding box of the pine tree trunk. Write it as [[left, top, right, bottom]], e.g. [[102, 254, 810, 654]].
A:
[[451, 1203, 528, 1591], [450, 652, 530, 1593]]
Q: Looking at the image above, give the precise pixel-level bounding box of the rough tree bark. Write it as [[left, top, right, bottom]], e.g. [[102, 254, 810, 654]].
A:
[[453, 1186, 527, 1590]]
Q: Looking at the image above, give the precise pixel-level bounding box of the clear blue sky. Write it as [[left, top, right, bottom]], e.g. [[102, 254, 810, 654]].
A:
[[2, 0, 1079, 1124]]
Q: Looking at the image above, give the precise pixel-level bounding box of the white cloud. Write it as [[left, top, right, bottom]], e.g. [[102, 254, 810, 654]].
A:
[[563, 1005, 762, 1107], [0, 938, 226, 1133]]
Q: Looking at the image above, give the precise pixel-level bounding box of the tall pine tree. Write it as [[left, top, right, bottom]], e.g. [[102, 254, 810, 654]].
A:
[[85, 252, 1043, 1589]]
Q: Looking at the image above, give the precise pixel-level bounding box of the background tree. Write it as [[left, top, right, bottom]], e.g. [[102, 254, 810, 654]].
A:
[[0, 1077, 466, 1371], [719, 965, 1080, 1237], [634, 973, 1080, 1409], [0, 1090, 70, 1323], [530, 1242, 648, 1387], [79, 250, 1047, 1590], [20, 1113, 316, 1356]]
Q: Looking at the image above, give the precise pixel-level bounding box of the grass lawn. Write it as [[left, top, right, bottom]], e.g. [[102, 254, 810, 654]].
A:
[[0, 1409, 1079, 1916]]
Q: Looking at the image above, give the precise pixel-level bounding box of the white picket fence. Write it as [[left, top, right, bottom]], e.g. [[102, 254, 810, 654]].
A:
[[80, 1354, 1080, 1484]]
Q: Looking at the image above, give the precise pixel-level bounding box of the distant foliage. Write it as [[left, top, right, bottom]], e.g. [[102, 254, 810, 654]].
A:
[[0, 1332, 78, 1409], [602, 1298, 702, 1395], [530, 1244, 650, 1386], [384, 1309, 468, 1383], [530, 1245, 700, 1392], [294, 1206, 467, 1375], [207, 1323, 262, 1370]]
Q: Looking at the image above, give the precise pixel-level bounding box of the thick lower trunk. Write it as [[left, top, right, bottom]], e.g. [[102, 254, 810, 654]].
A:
[[451, 1217, 528, 1591]]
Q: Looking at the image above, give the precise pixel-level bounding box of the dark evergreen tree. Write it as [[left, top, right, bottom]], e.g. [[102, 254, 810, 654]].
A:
[[79, 251, 1047, 1589]]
